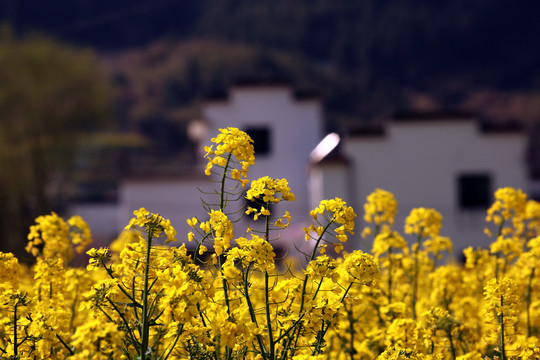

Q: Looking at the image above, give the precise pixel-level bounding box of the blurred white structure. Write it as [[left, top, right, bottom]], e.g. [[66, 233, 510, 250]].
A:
[[118, 83, 324, 249], [78, 84, 530, 257], [310, 112, 529, 254]]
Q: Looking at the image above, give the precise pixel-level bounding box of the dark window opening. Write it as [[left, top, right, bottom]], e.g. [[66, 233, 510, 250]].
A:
[[245, 127, 271, 156], [458, 174, 492, 209]]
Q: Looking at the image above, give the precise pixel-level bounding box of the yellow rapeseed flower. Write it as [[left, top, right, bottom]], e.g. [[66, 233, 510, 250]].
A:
[[404, 208, 443, 238], [204, 127, 255, 178], [363, 188, 398, 233], [199, 210, 234, 255], [124, 207, 177, 243]]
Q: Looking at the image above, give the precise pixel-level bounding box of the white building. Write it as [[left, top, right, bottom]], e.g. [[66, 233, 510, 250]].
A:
[[75, 84, 530, 257], [310, 112, 529, 254], [116, 83, 324, 250]]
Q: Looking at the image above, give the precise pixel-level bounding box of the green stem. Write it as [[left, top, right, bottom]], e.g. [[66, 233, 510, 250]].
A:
[[387, 247, 393, 304], [13, 303, 17, 357], [242, 263, 268, 360], [299, 220, 335, 314], [289, 219, 335, 359], [447, 330, 456, 360], [163, 324, 183, 360], [69, 283, 79, 332], [218, 256, 232, 319], [274, 313, 305, 343], [218, 153, 232, 360], [412, 233, 422, 320], [141, 229, 154, 359], [311, 283, 354, 356], [265, 271, 275, 360], [374, 223, 381, 238], [264, 213, 275, 360], [526, 267, 535, 337], [106, 297, 140, 350], [219, 153, 232, 211], [56, 334, 74, 356], [499, 295, 506, 360], [348, 305, 355, 360], [311, 280, 324, 301], [101, 259, 139, 305]]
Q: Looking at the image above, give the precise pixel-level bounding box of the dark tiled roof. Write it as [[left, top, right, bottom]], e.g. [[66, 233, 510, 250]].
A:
[[204, 89, 229, 102], [393, 110, 524, 134], [203, 77, 319, 102], [231, 76, 293, 88], [348, 125, 386, 137], [393, 110, 475, 122], [478, 120, 524, 134], [311, 147, 350, 166], [292, 88, 320, 101]]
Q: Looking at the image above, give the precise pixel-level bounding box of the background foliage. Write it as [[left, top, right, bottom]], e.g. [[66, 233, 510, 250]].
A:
[[0, 27, 112, 260]]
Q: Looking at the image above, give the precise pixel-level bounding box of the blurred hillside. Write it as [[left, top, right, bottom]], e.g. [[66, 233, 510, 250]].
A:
[[2, 1, 540, 258], [0, 30, 112, 260], [99, 40, 366, 131], [3, 0, 540, 124]]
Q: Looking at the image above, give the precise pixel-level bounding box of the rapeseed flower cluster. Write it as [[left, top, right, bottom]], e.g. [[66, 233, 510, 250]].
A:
[[404, 208, 443, 239], [125, 207, 177, 243], [2, 127, 540, 360], [245, 176, 295, 221], [26, 212, 92, 262], [363, 188, 398, 236], [246, 176, 295, 204], [306, 198, 357, 253], [204, 127, 255, 184], [199, 209, 234, 256]]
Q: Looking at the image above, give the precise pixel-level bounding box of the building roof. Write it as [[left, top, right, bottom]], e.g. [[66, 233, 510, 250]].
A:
[[478, 120, 524, 134], [393, 110, 476, 122], [348, 125, 386, 137], [203, 77, 320, 102], [345, 111, 525, 138], [313, 149, 350, 166]]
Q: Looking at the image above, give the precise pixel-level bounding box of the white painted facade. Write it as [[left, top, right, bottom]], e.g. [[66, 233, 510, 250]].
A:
[[201, 85, 324, 251], [115, 85, 324, 248], [310, 116, 529, 254], [118, 176, 207, 241], [202, 85, 323, 218], [82, 86, 529, 257], [68, 203, 119, 247]]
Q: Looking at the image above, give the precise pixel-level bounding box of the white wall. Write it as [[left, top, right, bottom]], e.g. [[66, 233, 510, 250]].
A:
[[203, 86, 324, 250], [118, 176, 209, 245], [68, 203, 119, 247], [116, 86, 324, 253], [322, 120, 528, 254]]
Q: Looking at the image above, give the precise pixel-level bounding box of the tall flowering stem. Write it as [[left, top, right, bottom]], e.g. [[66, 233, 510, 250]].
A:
[[362, 188, 398, 239], [298, 198, 355, 314], [264, 213, 275, 360], [524, 235, 540, 337], [289, 198, 359, 357], [140, 228, 154, 358], [484, 277, 519, 360], [372, 230, 407, 304], [244, 176, 294, 360], [90, 207, 178, 358], [485, 187, 527, 278], [10, 128, 540, 359], [203, 128, 255, 322], [404, 207, 442, 319]]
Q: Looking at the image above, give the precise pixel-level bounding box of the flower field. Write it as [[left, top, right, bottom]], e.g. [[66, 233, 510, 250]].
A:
[[1, 127, 540, 359]]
